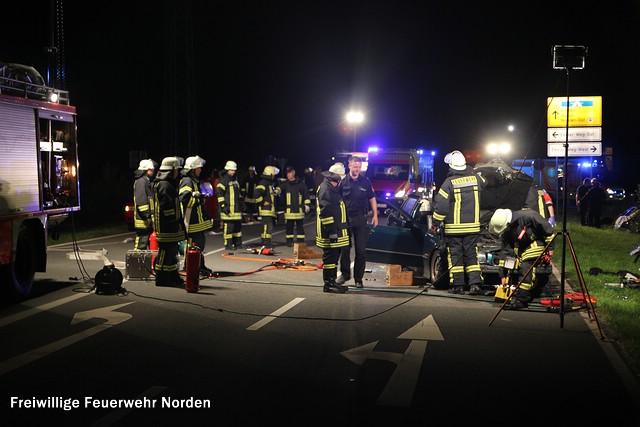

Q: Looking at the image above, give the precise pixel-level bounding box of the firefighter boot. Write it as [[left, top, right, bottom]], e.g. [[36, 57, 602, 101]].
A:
[[286, 238, 293, 247], [234, 237, 247, 250], [448, 286, 465, 295], [507, 289, 532, 309], [468, 284, 483, 295], [323, 270, 348, 293]]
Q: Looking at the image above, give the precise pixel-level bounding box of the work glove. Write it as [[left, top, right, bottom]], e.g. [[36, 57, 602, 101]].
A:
[[274, 187, 282, 195], [304, 205, 310, 214], [431, 220, 443, 235], [222, 205, 230, 215], [329, 233, 338, 243], [144, 218, 153, 229], [548, 216, 556, 227]]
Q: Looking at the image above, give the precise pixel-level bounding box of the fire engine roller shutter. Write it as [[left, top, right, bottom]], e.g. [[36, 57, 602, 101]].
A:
[[0, 103, 40, 215]]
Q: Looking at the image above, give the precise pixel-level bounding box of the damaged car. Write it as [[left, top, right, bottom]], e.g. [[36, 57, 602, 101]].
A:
[[366, 158, 535, 290]]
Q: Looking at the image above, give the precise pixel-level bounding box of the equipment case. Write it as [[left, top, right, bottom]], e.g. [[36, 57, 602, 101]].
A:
[[125, 250, 155, 280]]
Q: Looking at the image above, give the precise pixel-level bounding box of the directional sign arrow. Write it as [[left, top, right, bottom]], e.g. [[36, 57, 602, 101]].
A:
[[0, 302, 134, 375]]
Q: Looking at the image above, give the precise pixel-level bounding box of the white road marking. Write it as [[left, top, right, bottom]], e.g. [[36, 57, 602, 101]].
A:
[[246, 297, 305, 331], [0, 292, 91, 327], [0, 302, 134, 376]]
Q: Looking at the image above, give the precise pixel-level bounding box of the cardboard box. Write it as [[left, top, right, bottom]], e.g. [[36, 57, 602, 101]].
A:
[[386, 265, 414, 286], [293, 243, 322, 259], [125, 250, 156, 280]]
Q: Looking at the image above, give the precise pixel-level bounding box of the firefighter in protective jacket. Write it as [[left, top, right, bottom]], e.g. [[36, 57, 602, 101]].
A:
[[432, 150, 487, 295], [180, 155, 213, 276], [216, 160, 243, 250], [254, 165, 280, 246], [133, 158, 157, 250], [278, 166, 311, 246], [316, 170, 350, 293], [489, 208, 555, 309], [153, 157, 185, 287]]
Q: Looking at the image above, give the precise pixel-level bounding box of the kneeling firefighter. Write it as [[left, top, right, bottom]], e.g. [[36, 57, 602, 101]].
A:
[[488, 208, 555, 309], [316, 170, 350, 293], [180, 155, 213, 277]]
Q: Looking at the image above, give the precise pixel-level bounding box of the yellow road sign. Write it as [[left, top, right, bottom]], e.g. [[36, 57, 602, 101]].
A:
[[547, 96, 602, 127]]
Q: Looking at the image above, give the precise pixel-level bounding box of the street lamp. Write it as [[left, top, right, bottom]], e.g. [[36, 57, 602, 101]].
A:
[[346, 110, 364, 152]]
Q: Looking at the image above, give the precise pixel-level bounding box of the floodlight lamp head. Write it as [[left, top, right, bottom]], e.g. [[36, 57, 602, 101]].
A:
[[553, 45, 587, 70]]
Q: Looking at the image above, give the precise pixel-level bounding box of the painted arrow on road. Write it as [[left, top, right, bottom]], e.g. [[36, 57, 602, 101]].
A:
[[0, 302, 134, 376], [340, 314, 444, 407]]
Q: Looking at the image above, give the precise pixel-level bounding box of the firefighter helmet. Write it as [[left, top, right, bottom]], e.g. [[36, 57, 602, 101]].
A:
[[444, 150, 466, 170], [159, 156, 182, 171], [322, 171, 342, 183], [328, 162, 345, 178], [224, 160, 237, 171], [184, 155, 206, 171], [488, 208, 513, 235], [262, 165, 279, 176], [137, 159, 156, 171]]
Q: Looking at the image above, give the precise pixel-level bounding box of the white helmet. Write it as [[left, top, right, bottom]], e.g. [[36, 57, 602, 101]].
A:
[[444, 150, 466, 170], [329, 162, 345, 178], [159, 156, 182, 171], [262, 165, 279, 176], [137, 159, 156, 171], [184, 155, 206, 171], [488, 208, 513, 235], [224, 160, 237, 171]]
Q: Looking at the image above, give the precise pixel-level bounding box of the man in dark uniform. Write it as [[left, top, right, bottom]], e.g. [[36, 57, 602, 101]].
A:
[[335, 156, 378, 288], [316, 170, 350, 293], [575, 178, 591, 226]]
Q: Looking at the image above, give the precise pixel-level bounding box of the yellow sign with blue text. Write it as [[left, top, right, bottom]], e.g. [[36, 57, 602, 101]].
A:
[[547, 96, 602, 127]]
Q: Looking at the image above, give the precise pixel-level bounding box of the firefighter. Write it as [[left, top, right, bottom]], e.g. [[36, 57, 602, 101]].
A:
[[254, 165, 280, 246], [152, 157, 185, 287], [316, 169, 350, 293], [180, 155, 213, 277], [488, 208, 555, 309], [525, 183, 556, 227], [216, 160, 243, 250], [240, 165, 259, 223], [133, 158, 157, 250], [278, 166, 311, 246], [432, 150, 487, 295]]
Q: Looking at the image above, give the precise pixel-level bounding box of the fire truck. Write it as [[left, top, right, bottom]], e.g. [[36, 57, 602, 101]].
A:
[[0, 63, 80, 299], [365, 147, 435, 211]]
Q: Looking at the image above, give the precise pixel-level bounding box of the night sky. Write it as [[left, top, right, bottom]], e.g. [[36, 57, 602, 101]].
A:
[[3, 1, 640, 195]]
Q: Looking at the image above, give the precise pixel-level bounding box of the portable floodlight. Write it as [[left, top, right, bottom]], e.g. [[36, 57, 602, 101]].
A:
[[553, 45, 587, 70]]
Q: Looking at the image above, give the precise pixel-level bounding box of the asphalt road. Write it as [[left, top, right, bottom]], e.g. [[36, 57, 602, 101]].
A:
[[2, 217, 640, 425]]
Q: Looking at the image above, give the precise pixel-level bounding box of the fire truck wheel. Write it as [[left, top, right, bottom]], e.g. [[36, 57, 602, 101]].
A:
[[0, 226, 36, 300], [429, 248, 449, 290]]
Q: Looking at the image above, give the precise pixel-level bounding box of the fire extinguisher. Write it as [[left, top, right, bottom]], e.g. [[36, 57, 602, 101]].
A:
[[185, 242, 201, 293], [149, 231, 158, 273]]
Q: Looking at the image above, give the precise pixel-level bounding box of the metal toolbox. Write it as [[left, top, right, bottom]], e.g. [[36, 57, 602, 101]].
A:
[[125, 250, 155, 280]]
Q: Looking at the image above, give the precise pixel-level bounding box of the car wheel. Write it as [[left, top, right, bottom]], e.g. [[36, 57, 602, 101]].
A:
[[0, 225, 36, 300], [429, 248, 449, 290]]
